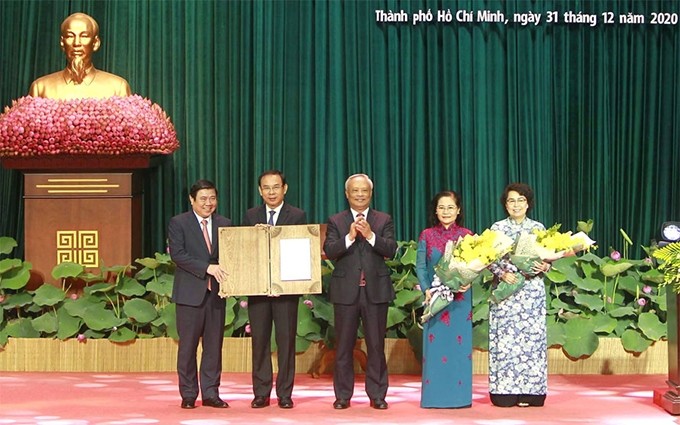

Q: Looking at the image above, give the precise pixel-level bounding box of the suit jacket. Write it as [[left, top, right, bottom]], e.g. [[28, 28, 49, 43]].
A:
[[323, 209, 397, 305], [242, 202, 306, 227], [169, 211, 232, 306]]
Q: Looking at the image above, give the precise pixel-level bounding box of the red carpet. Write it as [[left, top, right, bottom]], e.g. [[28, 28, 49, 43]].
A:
[[0, 373, 675, 424]]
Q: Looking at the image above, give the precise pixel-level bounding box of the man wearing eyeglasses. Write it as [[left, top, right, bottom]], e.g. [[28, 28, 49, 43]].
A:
[[243, 170, 307, 409]]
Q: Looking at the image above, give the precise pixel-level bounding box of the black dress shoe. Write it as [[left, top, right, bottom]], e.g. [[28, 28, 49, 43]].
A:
[[251, 396, 271, 408], [333, 399, 350, 409], [181, 398, 196, 409], [370, 399, 388, 410], [278, 397, 294, 408], [202, 397, 229, 408]]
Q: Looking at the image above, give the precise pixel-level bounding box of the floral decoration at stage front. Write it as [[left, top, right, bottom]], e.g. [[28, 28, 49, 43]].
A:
[[0, 95, 179, 157]]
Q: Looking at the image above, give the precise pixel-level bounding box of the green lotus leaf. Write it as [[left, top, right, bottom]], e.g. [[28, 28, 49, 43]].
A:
[[52, 262, 84, 279], [84, 282, 115, 295], [400, 245, 417, 266], [56, 307, 82, 340], [309, 294, 334, 326], [472, 301, 489, 323], [0, 236, 18, 255], [545, 267, 568, 283], [406, 323, 423, 363], [32, 284, 66, 307], [160, 303, 178, 339], [108, 326, 137, 342], [579, 261, 599, 278], [4, 317, 40, 337], [621, 329, 653, 353], [117, 277, 146, 297], [136, 257, 160, 269], [2, 292, 33, 309], [573, 277, 603, 293], [574, 293, 604, 311], [591, 314, 617, 334], [547, 319, 565, 347], [0, 258, 21, 274], [122, 298, 157, 324], [295, 335, 313, 353], [392, 288, 422, 308], [0, 261, 31, 290], [600, 261, 634, 277], [608, 306, 636, 318], [617, 275, 642, 295], [562, 318, 599, 358], [638, 312, 666, 341], [31, 311, 58, 333], [641, 268, 664, 284], [386, 305, 408, 328], [146, 273, 174, 297], [472, 320, 488, 351], [297, 300, 321, 337], [579, 252, 604, 266]]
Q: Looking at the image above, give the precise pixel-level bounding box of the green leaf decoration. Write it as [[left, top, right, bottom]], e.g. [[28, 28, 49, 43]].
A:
[[5, 317, 40, 337], [472, 320, 488, 350], [32, 311, 58, 333], [122, 298, 158, 324], [562, 318, 599, 358], [590, 314, 618, 334], [0, 258, 21, 274], [619, 229, 634, 245], [0, 236, 18, 255], [573, 277, 603, 293], [31, 284, 66, 307], [52, 262, 84, 279], [224, 297, 238, 327], [146, 273, 174, 297], [608, 306, 636, 318], [600, 261, 634, 277], [56, 307, 82, 340], [638, 312, 666, 341], [108, 326, 137, 342], [160, 303, 178, 340], [641, 268, 664, 284], [392, 288, 422, 308], [386, 305, 408, 328], [0, 261, 31, 290], [573, 293, 604, 311], [472, 301, 489, 323], [577, 219, 593, 234], [400, 245, 417, 266], [295, 335, 313, 353], [545, 267, 568, 283], [309, 294, 334, 327], [84, 282, 115, 295], [620, 329, 653, 353], [2, 292, 33, 308], [117, 277, 146, 297], [297, 300, 322, 337], [136, 257, 160, 269], [547, 319, 566, 347]]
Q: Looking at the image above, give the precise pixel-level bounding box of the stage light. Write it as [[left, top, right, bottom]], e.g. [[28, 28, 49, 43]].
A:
[[660, 221, 680, 247]]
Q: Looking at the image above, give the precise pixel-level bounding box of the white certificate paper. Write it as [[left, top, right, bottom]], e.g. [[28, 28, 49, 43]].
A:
[[279, 238, 312, 281]]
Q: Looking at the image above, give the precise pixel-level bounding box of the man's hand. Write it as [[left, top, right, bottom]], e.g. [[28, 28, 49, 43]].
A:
[[354, 215, 374, 240], [207, 264, 228, 283]]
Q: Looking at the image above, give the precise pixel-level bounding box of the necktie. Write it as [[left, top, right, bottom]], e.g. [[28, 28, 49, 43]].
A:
[[201, 219, 212, 253], [268, 210, 276, 225], [201, 219, 212, 290], [356, 212, 366, 286]]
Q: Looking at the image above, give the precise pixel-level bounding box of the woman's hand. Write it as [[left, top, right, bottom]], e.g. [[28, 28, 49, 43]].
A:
[[424, 289, 432, 304], [501, 272, 519, 284], [531, 261, 551, 274], [458, 283, 471, 293]]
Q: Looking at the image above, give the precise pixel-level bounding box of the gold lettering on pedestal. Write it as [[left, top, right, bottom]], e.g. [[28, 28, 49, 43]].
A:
[[56, 230, 99, 267]]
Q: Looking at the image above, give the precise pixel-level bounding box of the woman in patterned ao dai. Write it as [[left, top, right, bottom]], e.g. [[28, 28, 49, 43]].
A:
[[488, 183, 551, 407], [416, 191, 473, 408]]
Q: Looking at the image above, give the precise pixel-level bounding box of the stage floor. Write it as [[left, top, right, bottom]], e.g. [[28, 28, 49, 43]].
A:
[[1, 373, 677, 425]]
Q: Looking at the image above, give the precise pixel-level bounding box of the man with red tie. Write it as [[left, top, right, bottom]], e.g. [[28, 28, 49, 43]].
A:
[[168, 179, 231, 409], [323, 173, 398, 410]]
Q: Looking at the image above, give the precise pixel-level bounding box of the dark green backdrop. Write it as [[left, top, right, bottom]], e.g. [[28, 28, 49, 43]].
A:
[[1, 0, 679, 260]]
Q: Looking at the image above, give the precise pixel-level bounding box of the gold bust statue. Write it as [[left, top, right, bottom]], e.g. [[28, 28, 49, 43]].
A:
[[29, 12, 131, 99]]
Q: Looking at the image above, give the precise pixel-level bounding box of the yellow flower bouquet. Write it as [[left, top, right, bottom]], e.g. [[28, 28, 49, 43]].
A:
[[490, 225, 596, 303], [421, 229, 513, 323]]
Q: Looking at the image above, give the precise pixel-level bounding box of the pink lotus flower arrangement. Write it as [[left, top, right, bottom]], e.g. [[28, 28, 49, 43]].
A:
[[0, 95, 179, 156]]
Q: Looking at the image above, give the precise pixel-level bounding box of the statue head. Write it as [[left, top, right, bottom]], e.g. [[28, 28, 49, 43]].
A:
[[59, 13, 101, 84]]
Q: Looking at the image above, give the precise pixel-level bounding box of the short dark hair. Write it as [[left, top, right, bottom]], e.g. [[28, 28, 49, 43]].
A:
[[428, 190, 465, 227], [258, 169, 287, 187], [189, 179, 217, 199], [500, 182, 535, 210]]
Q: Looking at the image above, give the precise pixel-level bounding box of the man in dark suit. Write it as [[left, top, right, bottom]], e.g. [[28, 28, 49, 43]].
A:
[[168, 179, 231, 409], [323, 173, 397, 410], [243, 170, 307, 409]]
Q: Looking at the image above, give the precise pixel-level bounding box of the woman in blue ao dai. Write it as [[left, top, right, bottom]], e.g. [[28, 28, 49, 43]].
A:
[[416, 191, 473, 408], [487, 183, 551, 408]]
